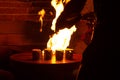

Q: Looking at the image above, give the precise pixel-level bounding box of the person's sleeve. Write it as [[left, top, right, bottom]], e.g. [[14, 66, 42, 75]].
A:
[[56, 0, 87, 31]]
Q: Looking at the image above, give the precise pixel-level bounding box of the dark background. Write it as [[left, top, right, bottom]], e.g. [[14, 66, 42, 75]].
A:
[[0, 0, 55, 69]]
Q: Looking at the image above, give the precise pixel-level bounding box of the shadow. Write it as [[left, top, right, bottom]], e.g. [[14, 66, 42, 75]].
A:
[[23, 21, 53, 43]]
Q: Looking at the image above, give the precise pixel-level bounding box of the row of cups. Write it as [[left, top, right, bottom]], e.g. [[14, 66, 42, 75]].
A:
[[32, 48, 74, 61]]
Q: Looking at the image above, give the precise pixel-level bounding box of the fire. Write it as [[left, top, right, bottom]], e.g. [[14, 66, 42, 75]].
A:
[[63, 0, 71, 4], [47, 0, 77, 51], [51, 0, 71, 32], [38, 9, 46, 32], [51, 0, 64, 31], [36, 0, 79, 63], [47, 25, 76, 51]]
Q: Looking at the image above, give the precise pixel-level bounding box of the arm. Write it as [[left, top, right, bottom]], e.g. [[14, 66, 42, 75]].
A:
[[56, 0, 87, 32]]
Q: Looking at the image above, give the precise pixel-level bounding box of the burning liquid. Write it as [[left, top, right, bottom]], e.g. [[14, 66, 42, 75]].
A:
[[47, 25, 76, 51]]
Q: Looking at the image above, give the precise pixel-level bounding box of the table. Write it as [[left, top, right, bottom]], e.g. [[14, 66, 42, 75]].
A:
[[10, 52, 82, 80]]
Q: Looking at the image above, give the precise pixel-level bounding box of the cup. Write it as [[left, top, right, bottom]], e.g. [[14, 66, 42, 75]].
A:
[[43, 49, 52, 60], [32, 49, 41, 60], [56, 50, 64, 61], [65, 49, 74, 60]]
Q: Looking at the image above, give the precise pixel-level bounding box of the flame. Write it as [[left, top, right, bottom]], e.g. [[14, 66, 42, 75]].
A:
[[51, 0, 71, 32], [47, 0, 77, 51], [63, 0, 71, 5], [38, 9, 46, 32], [51, 0, 64, 31], [47, 25, 76, 51]]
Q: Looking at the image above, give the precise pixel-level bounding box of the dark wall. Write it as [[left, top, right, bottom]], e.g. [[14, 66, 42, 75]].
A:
[[0, 0, 54, 49], [0, 0, 54, 69]]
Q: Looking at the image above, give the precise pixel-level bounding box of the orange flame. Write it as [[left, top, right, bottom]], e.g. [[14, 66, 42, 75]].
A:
[[51, 0, 71, 32], [63, 0, 71, 5], [47, 0, 77, 51], [38, 9, 46, 32], [47, 25, 76, 51], [51, 0, 64, 32]]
